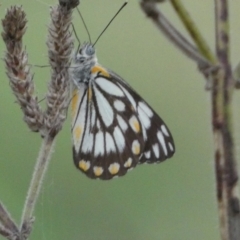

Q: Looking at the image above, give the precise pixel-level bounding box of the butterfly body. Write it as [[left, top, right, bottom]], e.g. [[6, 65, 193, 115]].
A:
[[71, 43, 175, 180]]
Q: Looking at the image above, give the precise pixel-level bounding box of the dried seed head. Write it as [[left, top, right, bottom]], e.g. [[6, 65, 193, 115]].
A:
[[2, 6, 44, 132], [2, 6, 27, 48], [43, 5, 74, 138]]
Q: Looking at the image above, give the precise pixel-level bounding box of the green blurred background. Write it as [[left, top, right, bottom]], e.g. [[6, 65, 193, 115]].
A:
[[1, 1, 240, 239]]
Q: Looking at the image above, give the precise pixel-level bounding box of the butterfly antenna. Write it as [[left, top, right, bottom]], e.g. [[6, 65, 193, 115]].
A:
[[93, 1, 128, 47], [76, 7, 92, 44], [71, 23, 81, 53]]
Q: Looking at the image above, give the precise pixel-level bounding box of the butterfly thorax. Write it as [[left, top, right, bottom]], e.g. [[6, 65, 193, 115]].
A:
[[71, 42, 98, 86]]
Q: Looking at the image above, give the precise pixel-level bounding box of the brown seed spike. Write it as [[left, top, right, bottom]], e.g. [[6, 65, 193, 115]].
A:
[[43, 4, 74, 138], [1, 6, 44, 133]]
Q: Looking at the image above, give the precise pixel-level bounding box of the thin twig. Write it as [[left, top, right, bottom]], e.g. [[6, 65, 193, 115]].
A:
[[214, 1, 240, 240], [140, 0, 211, 68], [170, 0, 216, 63], [20, 137, 55, 239]]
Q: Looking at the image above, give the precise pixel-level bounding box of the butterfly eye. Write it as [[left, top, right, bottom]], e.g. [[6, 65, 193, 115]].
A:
[[86, 46, 95, 56]]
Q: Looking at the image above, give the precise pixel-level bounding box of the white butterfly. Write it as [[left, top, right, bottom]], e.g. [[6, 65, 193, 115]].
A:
[[70, 43, 175, 180]]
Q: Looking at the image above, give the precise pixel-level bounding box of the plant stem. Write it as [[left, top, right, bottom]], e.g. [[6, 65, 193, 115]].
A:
[[214, 0, 240, 239], [20, 136, 55, 239], [140, 0, 211, 68], [170, 0, 216, 63]]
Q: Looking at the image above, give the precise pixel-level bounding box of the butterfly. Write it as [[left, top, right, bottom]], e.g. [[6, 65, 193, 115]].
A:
[[70, 43, 175, 180]]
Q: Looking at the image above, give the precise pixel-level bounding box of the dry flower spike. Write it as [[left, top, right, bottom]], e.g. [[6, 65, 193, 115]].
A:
[[2, 6, 44, 133], [43, 5, 74, 138]]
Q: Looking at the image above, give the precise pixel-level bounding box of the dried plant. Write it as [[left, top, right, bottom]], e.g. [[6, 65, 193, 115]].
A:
[[140, 0, 240, 240], [0, 0, 78, 239]]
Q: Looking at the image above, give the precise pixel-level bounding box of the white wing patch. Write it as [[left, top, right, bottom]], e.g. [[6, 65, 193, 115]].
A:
[[113, 126, 125, 153], [168, 142, 174, 152], [96, 77, 124, 97], [117, 115, 128, 132], [152, 143, 160, 158], [94, 131, 104, 157], [114, 100, 125, 112], [161, 124, 169, 137], [137, 106, 151, 129], [91, 105, 96, 127], [157, 131, 168, 156], [94, 85, 114, 127], [144, 151, 151, 159], [138, 101, 153, 117], [81, 133, 94, 154], [106, 132, 116, 154]]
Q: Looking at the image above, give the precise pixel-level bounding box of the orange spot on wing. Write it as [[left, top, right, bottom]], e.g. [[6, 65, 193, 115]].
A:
[[134, 145, 140, 155], [108, 163, 120, 175], [88, 87, 92, 100], [133, 120, 140, 133], [74, 126, 82, 140], [124, 158, 132, 168], [79, 160, 90, 172], [71, 89, 79, 118], [91, 66, 110, 77], [93, 166, 103, 176]]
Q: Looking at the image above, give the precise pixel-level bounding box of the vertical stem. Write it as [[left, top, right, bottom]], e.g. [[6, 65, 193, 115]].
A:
[[214, 0, 240, 239], [20, 136, 55, 237]]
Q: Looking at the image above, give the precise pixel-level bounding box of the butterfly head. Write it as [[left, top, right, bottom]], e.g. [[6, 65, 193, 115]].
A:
[[71, 43, 98, 84]]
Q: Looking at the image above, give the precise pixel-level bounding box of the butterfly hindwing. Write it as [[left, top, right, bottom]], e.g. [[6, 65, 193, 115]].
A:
[[107, 70, 175, 164], [137, 106, 175, 164]]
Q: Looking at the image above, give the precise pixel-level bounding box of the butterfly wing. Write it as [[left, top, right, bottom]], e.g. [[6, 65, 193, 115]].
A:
[[108, 70, 175, 164], [71, 73, 145, 180], [71, 67, 175, 180]]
